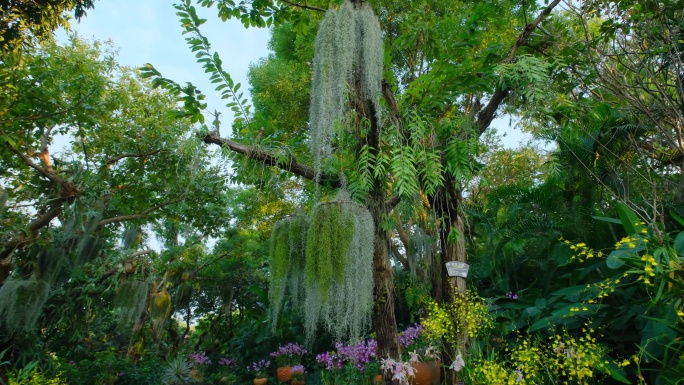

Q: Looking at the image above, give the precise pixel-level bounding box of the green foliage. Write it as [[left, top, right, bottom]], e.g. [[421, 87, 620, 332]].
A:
[[0, 0, 95, 52], [0, 278, 50, 335], [161, 355, 194, 385], [174, 0, 252, 125], [304, 193, 374, 343], [7, 361, 68, 385], [497, 55, 553, 104]]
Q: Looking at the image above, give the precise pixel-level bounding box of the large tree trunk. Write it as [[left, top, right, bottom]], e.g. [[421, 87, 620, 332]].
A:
[[370, 199, 401, 364], [436, 182, 468, 385]]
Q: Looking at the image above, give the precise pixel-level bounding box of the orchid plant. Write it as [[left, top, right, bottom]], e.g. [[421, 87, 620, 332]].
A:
[[248, 360, 271, 378], [398, 324, 441, 363], [270, 343, 307, 367], [380, 357, 416, 385], [317, 339, 380, 385]]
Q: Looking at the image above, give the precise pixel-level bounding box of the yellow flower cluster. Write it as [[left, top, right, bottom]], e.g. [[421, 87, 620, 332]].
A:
[[508, 340, 542, 383], [545, 328, 610, 384], [422, 289, 493, 346], [615, 235, 641, 249], [469, 326, 616, 385], [560, 237, 603, 263], [468, 359, 519, 385]]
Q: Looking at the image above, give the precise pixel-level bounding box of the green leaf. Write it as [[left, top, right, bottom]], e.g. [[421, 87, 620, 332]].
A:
[[606, 249, 627, 269], [616, 201, 643, 235], [528, 315, 559, 332], [606, 362, 631, 384], [592, 215, 623, 225], [669, 210, 684, 226], [674, 232, 684, 257], [523, 307, 541, 317]]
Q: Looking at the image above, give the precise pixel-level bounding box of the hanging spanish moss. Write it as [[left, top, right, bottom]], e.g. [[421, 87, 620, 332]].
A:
[[174, 281, 194, 309], [409, 227, 434, 283], [35, 246, 66, 285], [0, 278, 50, 335], [268, 212, 308, 330], [113, 280, 149, 331], [150, 289, 171, 335], [309, 0, 383, 178], [355, 2, 383, 116], [304, 191, 375, 343]]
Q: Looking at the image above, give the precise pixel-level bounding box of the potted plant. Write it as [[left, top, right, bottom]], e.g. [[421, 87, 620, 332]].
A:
[[249, 360, 271, 385], [290, 364, 306, 385], [188, 351, 212, 380], [399, 324, 441, 385], [270, 343, 307, 382]]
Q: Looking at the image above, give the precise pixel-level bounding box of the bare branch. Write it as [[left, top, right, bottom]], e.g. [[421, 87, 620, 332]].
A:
[[106, 149, 162, 165]]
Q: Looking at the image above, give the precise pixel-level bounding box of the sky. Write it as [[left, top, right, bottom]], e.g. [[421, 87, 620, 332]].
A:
[[55, 0, 534, 147], [56, 0, 271, 135]]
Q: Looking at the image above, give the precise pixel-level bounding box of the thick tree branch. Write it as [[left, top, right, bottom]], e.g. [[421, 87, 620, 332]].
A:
[[96, 199, 183, 228], [394, 210, 411, 251], [128, 249, 153, 259], [106, 149, 162, 165], [475, 0, 561, 134], [39, 125, 55, 173], [202, 133, 341, 188], [279, 0, 326, 12], [390, 242, 409, 270], [0, 107, 76, 124], [5, 141, 62, 184]]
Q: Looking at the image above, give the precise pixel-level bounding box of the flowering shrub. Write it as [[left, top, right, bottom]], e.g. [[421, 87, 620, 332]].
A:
[[188, 351, 211, 366], [422, 289, 493, 348], [216, 357, 238, 383], [379, 357, 416, 385], [270, 343, 307, 367], [464, 327, 622, 385], [218, 357, 236, 367], [248, 360, 271, 378], [398, 324, 423, 349], [397, 324, 440, 363], [317, 339, 379, 385]]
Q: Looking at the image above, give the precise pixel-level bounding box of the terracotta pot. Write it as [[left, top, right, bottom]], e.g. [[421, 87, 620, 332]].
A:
[[190, 369, 202, 380], [253, 378, 268, 385], [291, 380, 305, 385], [410, 361, 441, 385], [276, 366, 293, 382]]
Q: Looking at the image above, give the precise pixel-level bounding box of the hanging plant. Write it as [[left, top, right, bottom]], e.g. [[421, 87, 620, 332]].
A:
[[113, 279, 149, 331], [309, 0, 383, 177], [150, 289, 172, 334], [304, 191, 375, 343], [0, 278, 50, 335], [268, 212, 309, 329]]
